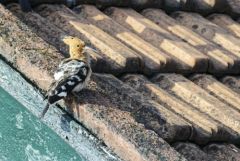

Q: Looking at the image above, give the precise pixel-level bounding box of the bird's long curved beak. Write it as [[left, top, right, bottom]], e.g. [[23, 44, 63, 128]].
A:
[[60, 34, 68, 40], [61, 35, 73, 44], [84, 46, 98, 53]]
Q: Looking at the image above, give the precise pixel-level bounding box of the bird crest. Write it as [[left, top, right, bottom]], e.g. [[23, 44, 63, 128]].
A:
[[62, 36, 86, 60]]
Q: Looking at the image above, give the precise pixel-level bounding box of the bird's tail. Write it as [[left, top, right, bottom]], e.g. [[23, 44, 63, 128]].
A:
[[40, 103, 50, 119]]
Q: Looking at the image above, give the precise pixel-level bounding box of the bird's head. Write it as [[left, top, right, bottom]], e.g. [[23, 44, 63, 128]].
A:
[[62, 36, 86, 60]]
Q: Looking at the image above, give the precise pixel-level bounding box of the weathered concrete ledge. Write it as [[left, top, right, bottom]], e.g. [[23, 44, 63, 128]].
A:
[[0, 4, 186, 161]]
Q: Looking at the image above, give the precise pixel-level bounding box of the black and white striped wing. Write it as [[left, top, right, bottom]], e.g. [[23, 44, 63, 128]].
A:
[[47, 59, 90, 104]]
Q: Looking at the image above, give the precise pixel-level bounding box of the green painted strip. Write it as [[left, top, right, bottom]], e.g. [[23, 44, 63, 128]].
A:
[[0, 86, 84, 161]]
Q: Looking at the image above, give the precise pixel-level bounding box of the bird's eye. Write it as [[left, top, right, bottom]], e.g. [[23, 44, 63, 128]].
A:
[[71, 37, 74, 39], [77, 45, 80, 47]]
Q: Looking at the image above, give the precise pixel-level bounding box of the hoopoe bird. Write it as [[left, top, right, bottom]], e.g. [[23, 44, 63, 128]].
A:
[[41, 36, 92, 118]]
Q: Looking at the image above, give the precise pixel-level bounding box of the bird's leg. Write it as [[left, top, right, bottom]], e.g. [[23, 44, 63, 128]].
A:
[[72, 91, 79, 99], [40, 103, 50, 119], [71, 91, 85, 105], [64, 93, 74, 105]]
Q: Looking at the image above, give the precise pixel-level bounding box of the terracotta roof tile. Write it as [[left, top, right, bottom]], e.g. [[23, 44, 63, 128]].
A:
[[174, 142, 213, 161], [142, 9, 240, 74], [221, 76, 240, 94], [73, 5, 174, 74], [208, 14, 240, 38], [172, 11, 240, 63], [106, 7, 210, 73], [204, 143, 240, 161]]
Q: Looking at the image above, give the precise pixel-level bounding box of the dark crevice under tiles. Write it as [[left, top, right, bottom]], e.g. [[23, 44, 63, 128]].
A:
[[225, 0, 240, 18]]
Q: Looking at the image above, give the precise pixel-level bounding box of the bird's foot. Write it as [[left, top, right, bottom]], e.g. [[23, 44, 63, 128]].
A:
[[40, 103, 50, 119], [72, 92, 80, 99]]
